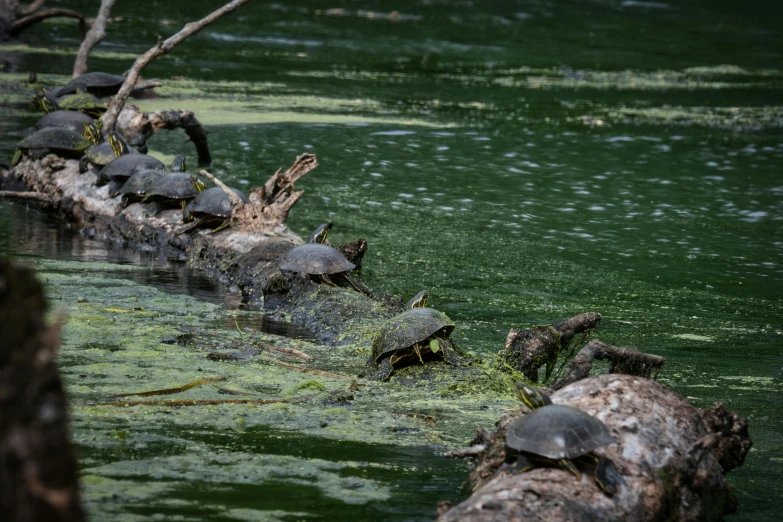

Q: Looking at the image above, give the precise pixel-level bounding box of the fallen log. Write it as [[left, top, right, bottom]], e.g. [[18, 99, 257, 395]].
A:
[[439, 374, 750, 522]]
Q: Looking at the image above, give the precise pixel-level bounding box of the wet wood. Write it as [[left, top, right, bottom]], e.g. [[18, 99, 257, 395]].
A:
[[102, 0, 251, 137], [71, 0, 115, 78], [0, 261, 84, 521]]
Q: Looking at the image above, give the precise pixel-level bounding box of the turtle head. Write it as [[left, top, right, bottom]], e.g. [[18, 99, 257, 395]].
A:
[[190, 176, 207, 193], [171, 155, 186, 172], [83, 122, 101, 145], [405, 290, 429, 309], [514, 382, 552, 410], [307, 223, 333, 244], [36, 93, 58, 113], [108, 132, 130, 156]]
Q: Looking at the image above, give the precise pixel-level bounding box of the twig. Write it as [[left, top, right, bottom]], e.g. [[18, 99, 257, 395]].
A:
[[10, 8, 84, 36], [102, 0, 250, 137], [72, 0, 116, 78], [259, 356, 354, 380], [105, 376, 227, 399], [0, 190, 55, 203]]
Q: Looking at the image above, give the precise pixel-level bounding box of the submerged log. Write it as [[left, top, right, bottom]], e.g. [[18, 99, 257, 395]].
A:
[[0, 261, 84, 521], [440, 374, 750, 522]]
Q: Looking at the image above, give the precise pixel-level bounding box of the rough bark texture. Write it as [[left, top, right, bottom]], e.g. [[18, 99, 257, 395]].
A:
[[71, 0, 115, 78], [440, 374, 749, 522], [102, 0, 251, 137], [0, 261, 84, 522], [501, 312, 603, 382]]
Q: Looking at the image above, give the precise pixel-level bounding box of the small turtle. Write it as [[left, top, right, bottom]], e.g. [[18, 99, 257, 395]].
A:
[[503, 382, 623, 496], [34, 110, 95, 133], [118, 169, 166, 207], [178, 186, 249, 234], [278, 242, 371, 295], [405, 290, 429, 309], [13, 127, 92, 165], [97, 152, 167, 187], [142, 171, 208, 216], [370, 307, 470, 381], [79, 132, 133, 173], [51, 71, 125, 98]]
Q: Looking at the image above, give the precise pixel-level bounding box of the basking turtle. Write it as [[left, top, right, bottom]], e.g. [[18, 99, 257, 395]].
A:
[[503, 382, 623, 496], [178, 186, 249, 234], [13, 127, 92, 165], [117, 169, 166, 207], [278, 242, 372, 295], [79, 132, 133, 173], [142, 172, 208, 216], [51, 71, 125, 98], [370, 307, 469, 381], [97, 152, 167, 187], [34, 110, 95, 133]]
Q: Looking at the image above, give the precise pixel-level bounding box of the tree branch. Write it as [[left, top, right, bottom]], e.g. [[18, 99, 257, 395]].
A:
[[102, 0, 250, 137], [10, 7, 84, 36], [72, 0, 115, 78]]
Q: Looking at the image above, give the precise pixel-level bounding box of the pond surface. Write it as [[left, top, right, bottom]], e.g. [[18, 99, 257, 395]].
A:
[[1, 0, 782, 520]]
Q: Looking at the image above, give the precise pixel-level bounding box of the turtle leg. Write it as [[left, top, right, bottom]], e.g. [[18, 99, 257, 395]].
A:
[[343, 272, 372, 296], [588, 454, 622, 496], [319, 274, 338, 287], [211, 219, 231, 234], [557, 459, 582, 481]]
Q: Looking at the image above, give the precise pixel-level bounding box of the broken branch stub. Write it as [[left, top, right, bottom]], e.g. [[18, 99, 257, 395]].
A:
[[101, 0, 251, 138]]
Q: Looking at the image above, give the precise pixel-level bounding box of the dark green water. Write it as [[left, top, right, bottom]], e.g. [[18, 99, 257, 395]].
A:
[[2, 0, 782, 520]]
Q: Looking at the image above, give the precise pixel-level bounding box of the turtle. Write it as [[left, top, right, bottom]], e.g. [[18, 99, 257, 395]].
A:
[[370, 307, 470, 381], [34, 110, 95, 133], [177, 186, 250, 234], [502, 382, 624, 496], [117, 169, 166, 207], [79, 132, 133, 173], [405, 290, 429, 309], [278, 242, 372, 295], [12, 127, 92, 165], [51, 71, 125, 98], [97, 152, 167, 187], [142, 171, 208, 216]]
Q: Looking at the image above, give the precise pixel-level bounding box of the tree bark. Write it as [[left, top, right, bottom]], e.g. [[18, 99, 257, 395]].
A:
[[102, 0, 251, 137], [72, 0, 115, 78]]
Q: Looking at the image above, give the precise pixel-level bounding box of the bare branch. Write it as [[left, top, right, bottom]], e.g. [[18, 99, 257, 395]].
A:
[[10, 7, 84, 36], [72, 0, 115, 78], [102, 0, 250, 136]]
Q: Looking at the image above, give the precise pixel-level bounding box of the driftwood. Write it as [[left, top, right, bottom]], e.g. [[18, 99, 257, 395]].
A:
[[0, 0, 84, 41], [440, 374, 750, 522], [116, 104, 212, 166], [71, 0, 115, 78], [102, 0, 251, 137], [0, 261, 84, 521], [501, 311, 603, 382], [552, 339, 666, 390]]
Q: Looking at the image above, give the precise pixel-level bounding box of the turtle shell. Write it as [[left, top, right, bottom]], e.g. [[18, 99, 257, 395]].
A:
[[372, 308, 455, 362], [35, 110, 94, 132], [182, 187, 249, 221], [55, 72, 125, 98], [145, 172, 206, 200], [278, 243, 355, 276], [100, 153, 166, 183], [506, 404, 613, 460], [120, 169, 166, 198], [17, 127, 90, 153]]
